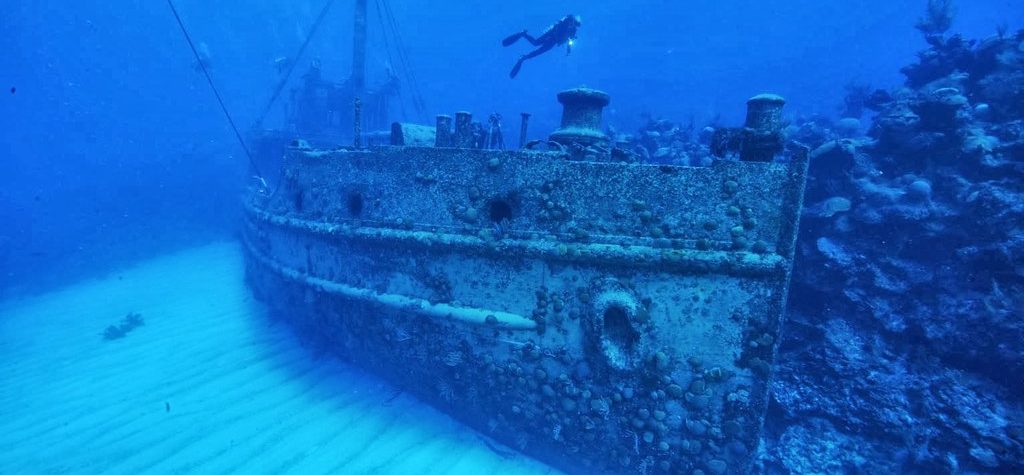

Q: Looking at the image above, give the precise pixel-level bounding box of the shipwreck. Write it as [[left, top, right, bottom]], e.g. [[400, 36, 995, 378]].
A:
[[243, 80, 808, 473]]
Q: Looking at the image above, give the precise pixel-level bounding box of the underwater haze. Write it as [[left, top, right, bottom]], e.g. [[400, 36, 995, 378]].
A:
[[2, 0, 1024, 474]]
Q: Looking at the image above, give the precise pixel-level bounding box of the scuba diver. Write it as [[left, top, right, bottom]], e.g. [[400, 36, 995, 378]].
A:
[[502, 14, 582, 78]]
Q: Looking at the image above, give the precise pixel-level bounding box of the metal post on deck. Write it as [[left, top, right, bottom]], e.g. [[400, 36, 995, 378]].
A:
[[354, 97, 362, 147], [519, 112, 531, 148]]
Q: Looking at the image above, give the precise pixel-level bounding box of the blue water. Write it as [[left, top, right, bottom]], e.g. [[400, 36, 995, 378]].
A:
[[2, 1, 1023, 473]]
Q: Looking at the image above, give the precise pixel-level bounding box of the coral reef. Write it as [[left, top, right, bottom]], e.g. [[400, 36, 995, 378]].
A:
[[768, 27, 1024, 474], [915, 0, 956, 37], [619, 117, 713, 167]]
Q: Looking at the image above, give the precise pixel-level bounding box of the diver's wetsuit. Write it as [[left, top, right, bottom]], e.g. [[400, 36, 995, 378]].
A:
[[503, 15, 581, 78]]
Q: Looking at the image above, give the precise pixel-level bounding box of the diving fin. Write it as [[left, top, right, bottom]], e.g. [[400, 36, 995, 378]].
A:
[[502, 31, 524, 47], [509, 59, 524, 79]]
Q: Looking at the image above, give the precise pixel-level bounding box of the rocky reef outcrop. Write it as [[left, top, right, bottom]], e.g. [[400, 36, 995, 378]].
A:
[[767, 29, 1024, 474], [620, 24, 1024, 475]]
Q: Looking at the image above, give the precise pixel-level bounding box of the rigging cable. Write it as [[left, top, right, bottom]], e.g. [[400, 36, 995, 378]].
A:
[[378, 0, 427, 120], [386, 10, 427, 119], [166, 0, 264, 178], [372, 0, 408, 120], [254, 0, 338, 127]]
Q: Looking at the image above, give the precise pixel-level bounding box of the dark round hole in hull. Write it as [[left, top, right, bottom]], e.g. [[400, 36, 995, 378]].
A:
[[488, 198, 513, 223], [604, 304, 639, 351]]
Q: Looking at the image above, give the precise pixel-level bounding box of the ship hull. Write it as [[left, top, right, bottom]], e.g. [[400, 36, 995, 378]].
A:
[[243, 142, 807, 474]]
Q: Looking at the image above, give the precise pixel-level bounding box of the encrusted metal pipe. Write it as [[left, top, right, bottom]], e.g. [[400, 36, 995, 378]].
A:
[[246, 243, 538, 330], [549, 87, 610, 147], [435, 114, 452, 147], [519, 112, 531, 148], [454, 111, 473, 148], [740, 94, 785, 162], [353, 96, 362, 148]]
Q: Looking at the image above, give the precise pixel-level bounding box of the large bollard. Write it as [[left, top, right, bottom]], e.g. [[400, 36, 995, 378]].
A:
[[453, 111, 474, 148], [740, 94, 786, 162], [435, 115, 453, 147], [549, 88, 610, 147]]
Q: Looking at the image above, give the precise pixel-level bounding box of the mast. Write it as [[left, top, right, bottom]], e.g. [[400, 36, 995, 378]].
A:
[[352, 0, 367, 94]]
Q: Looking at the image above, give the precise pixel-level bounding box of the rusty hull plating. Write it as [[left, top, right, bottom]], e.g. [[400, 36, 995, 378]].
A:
[[243, 88, 808, 474]]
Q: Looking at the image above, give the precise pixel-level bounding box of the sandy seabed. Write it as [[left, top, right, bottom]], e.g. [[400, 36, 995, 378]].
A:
[[0, 242, 559, 475]]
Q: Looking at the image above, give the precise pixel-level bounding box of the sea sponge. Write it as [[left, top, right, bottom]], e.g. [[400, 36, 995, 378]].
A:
[[835, 118, 862, 138], [905, 179, 933, 201]]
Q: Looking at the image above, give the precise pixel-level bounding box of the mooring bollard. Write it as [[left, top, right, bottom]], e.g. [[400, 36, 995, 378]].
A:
[[454, 111, 473, 148], [740, 94, 785, 162], [435, 115, 453, 147], [548, 87, 610, 147]]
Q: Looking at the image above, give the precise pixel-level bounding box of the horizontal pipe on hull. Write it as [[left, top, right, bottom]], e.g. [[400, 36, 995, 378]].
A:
[[244, 206, 788, 278], [245, 242, 538, 330]]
